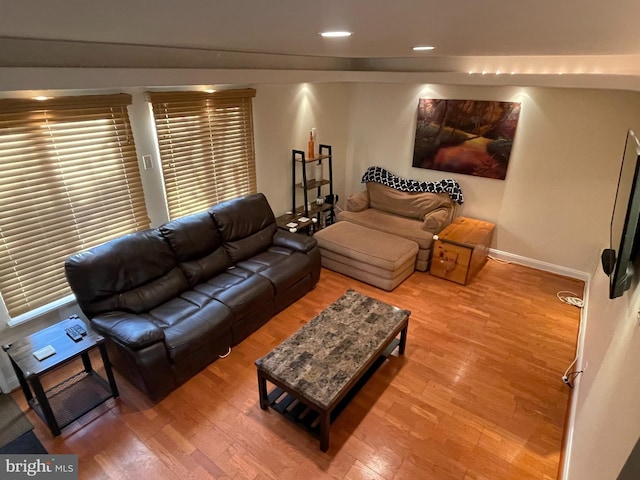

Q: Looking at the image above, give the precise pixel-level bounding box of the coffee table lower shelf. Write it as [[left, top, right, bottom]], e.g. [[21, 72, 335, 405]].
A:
[[259, 338, 401, 451]]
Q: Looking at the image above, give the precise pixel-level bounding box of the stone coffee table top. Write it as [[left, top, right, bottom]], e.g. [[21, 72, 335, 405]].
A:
[[255, 289, 410, 410]]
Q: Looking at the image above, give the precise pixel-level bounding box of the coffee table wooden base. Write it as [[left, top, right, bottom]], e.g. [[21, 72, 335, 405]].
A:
[[258, 330, 406, 452]]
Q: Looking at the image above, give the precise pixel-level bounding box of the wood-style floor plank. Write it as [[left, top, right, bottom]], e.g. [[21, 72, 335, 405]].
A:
[[12, 260, 582, 479]]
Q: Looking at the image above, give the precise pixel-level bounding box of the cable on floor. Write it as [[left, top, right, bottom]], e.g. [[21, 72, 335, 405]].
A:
[[557, 291, 584, 308], [488, 255, 511, 265]]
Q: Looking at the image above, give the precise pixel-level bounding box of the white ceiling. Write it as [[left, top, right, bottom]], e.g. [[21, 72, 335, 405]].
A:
[[3, 0, 640, 93], [2, 0, 640, 59]]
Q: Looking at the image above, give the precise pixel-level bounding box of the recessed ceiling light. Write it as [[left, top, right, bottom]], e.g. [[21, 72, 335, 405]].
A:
[[33, 96, 49, 101], [204, 89, 215, 93], [412, 46, 435, 51], [320, 31, 352, 38]]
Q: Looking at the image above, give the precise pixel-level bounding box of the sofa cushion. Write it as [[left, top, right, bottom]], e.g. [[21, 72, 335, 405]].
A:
[[209, 193, 278, 263], [160, 211, 231, 286], [236, 247, 312, 295], [272, 230, 318, 253], [366, 182, 453, 220], [423, 207, 452, 233], [160, 211, 223, 260], [91, 312, 165, 350], [117, 267, 191, 314], [177, 250, 232, 288], [346, 190, 370, 212], [65, 229, 189, 317], [193, 267, 274, 320], [147, 297, 232, 362]]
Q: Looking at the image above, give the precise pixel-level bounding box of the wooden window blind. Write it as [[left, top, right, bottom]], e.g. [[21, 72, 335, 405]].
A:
[[0, 94, 150, 318], [148, 89, 257, 219]]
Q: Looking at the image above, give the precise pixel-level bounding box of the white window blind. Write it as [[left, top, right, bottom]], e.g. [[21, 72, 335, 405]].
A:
[[0, 94, 150, 318], [148, 89, 257, 219]]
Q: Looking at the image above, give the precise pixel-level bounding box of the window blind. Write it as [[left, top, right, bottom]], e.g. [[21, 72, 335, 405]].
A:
[[148, 89, 257, 219], [0, 94, 150, 318]]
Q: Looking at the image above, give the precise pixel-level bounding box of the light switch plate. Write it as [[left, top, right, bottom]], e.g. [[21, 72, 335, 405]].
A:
[[142, 155, 153, 169]]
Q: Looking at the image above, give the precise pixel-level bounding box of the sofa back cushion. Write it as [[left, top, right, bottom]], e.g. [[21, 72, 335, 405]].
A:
[[366, 182, 454, 220], [209, 193, 278, 263], [159, 211, 231, 286], [65, 229, 189, 317]]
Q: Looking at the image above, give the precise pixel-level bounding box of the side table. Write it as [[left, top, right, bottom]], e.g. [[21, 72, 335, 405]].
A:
[[275, 211, 317, 234], [4, 317, 119, 436], [430, 216, 496, 285]]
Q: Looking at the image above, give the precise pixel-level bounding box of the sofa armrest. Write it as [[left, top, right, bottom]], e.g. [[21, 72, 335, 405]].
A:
[[422, 208, 451, 234], [346, 190, 370, 212], [273, 230, 318, 253], [91, 311, 164, 350]]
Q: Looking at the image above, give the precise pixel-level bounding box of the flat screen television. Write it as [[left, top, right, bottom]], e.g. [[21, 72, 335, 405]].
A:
[[602, 130, 640, 299]]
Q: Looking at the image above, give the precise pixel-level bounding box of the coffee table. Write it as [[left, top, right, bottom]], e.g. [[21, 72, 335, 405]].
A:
[[255, 289, 409, 451], [5, 317, 119, 436]]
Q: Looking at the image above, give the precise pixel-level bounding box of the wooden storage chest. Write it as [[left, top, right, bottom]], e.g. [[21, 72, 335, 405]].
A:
[[429, 217, 495, 285]]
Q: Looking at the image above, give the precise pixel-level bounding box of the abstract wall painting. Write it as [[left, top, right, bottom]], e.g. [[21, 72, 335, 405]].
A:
[[412, 99, 521, 180]]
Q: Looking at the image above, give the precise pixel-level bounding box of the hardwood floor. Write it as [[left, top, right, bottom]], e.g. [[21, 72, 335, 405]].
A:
[[12, 260, 583, 479]]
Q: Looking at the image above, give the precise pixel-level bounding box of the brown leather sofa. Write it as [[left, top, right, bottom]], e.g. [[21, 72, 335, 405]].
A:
[[65, 193, 321, 401]]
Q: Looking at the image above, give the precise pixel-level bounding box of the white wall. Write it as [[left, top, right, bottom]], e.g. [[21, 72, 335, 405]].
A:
[[252, 83, 350, 216], [345, 83, 640, 274], [565, 258, 640, 479]]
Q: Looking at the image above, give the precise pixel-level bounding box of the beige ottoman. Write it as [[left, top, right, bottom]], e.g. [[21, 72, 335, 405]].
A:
[[314, 222, 419, 291]]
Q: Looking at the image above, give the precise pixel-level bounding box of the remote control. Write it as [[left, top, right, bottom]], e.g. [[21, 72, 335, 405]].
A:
[[33, 345, 56, 361], [72, 324, 87, 336], [66, 327, 82, 342]]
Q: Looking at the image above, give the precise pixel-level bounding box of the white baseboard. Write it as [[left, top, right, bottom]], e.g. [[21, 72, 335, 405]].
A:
[[559, 277, 590, 479], [489, 248, 591, 282]]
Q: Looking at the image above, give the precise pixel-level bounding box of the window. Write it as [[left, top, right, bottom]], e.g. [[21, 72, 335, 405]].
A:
[[0, 94, 150, 319], [148, 89, 257, 219]]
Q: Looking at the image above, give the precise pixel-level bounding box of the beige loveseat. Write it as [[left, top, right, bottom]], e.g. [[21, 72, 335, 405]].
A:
[[337, 182, 456, 271]]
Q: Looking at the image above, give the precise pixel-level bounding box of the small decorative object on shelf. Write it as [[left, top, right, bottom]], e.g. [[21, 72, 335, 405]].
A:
[[308, 130, 315, 159]]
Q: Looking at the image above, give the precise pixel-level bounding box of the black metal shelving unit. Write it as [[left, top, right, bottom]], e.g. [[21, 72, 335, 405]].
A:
[[291, 144, 335, 231]]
